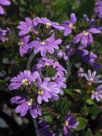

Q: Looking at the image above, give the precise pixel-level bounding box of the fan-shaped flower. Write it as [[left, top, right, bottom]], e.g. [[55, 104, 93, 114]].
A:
[[11, 96, 41, 118], [73, 28, 101, 48], [91, 85, 102, 101], [62, 13, 77, 36], [84, 70, 102, 84], [29, 34, 62, 56], [9, 70, 40, 90], [37, 77, 63, 104], [35, 57, 66, 80], [63, 112, 78, 136]]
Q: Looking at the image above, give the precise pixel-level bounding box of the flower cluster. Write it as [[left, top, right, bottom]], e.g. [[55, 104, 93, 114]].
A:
[[17, 17, 63, 57], [8, 2, 102, 135], [9, 70, 65, 116]]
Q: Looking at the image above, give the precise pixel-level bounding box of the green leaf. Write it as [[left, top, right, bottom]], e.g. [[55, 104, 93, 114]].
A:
[[86, 99, 94, 105], [76, 117, 88, 130], [89, 105, 101, 116], [85, 128, 93, 136], [77, 0, 95, 18], [95, 132, 102, 136], [54, 97, 71, 118], [64, 88, 74, 96], [43, 114, 53, 123]]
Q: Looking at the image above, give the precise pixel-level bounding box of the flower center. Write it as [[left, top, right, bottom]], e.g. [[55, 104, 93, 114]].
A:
[[88, 82, 92, 86], [64, 121, 69, 126], [18, 40, 24, 46], [42, 65, 56, 77], [88, 78, 94, 85], [27, 99, 33, 106], [41, 41, 46, 45], [95, 92, 98, 95], [69, 23, 73, 28], [92, 90, 94, 93], [22, 79, 29, 86], [46, 22, 51, 28], [92, 91, 98, 95], [83, 31, 89, 36], [45, 63, 50, 66], [38, 89, 44, 95], [29, 27, 33, 32], [89, 78, 94, 82]]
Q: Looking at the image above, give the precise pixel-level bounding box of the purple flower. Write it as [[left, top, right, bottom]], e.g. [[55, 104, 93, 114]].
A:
[[91, 85, 102, 101], [63, 112, 78, 136], [11, 96, 41, 118], [85, 52, 97, 65], [29, 34, 62, 56], [77, 49, 102, 70], [17, 18, 34, 36], [95, 0, 102, 19], [92, 63, 102, 71], [33, 17, 64, 30], [35, 57, 66, 80], [18, 35, 30, 57], [77, 49, 98, 65], [0, 28, 10, 42], [57, 50, 68, 60], [37, 77, 63, 104], [0, 0, 10, 15], [73, 28, 101, 48], [84, 70, 102, 84], [57, 44, 75, 60], [9, 70, 40, 90], [77, 67, 85, 78], [83, 15, 95, 27], [37, 120, 56, 136], [55, 77, 66, 89], [62, 13, 77, 36]]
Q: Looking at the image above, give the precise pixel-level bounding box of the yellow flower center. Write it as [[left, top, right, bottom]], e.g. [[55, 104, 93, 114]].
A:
[[27, 99, 33, 106], [64, 121, 69, 126], [22, 79, 29, 86], [38, 90, 44, 95], [83, 31, 89, 36], [69, 23, 75, 29], [88, 82, 92, 86], [45, 22, 51, 28]]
